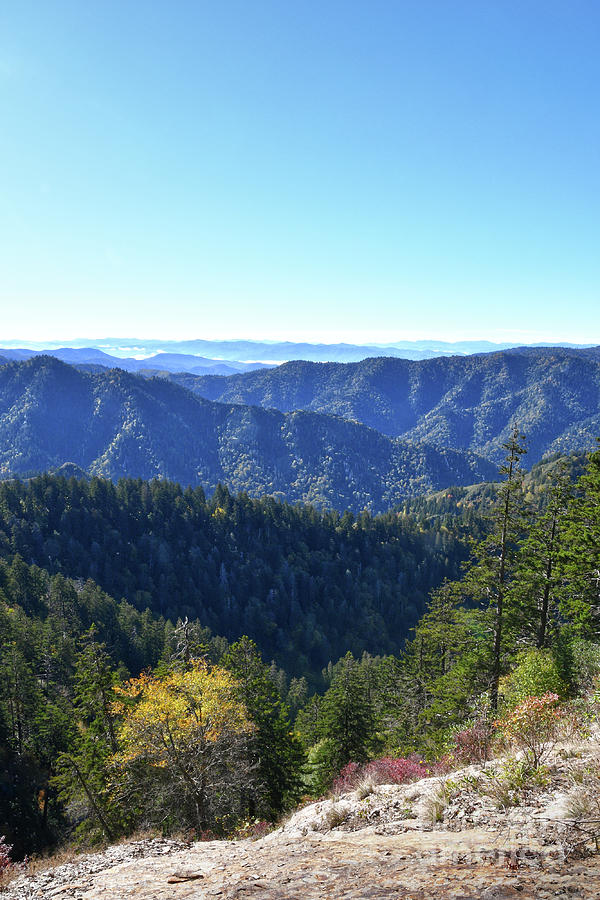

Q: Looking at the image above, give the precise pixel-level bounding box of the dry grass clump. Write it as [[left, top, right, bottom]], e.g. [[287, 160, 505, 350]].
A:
[[118, 828, 162, 843], [423, 779, 457, 824], [324, 803, 349, 829], [565, 783, 600, 821], [22, 847, 77, 874], [355, 777, 376, 800], [564, 759, 600, 848]]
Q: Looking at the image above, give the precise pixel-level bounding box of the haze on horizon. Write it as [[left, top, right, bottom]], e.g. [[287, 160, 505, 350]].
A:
[[1, 333, 597, 353], [1, 2, 599, 346]]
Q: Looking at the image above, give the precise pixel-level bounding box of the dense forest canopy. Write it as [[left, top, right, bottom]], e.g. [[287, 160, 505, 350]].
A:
[[0, 474, 472, 676]]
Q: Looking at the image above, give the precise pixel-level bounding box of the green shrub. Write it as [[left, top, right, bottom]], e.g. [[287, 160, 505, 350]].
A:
[[500, 649, 567, 711], [478, 757, 549, 810]]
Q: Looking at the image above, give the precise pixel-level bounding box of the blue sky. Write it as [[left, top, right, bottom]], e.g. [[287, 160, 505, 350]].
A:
[[1, 1, 599, 344]]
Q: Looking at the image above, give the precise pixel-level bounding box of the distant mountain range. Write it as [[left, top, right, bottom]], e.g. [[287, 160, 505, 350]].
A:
[[0, 356, 496, 512], [167, 347, 600, 465], [0, 346, 272, 376], [1, 337, 595, 365]]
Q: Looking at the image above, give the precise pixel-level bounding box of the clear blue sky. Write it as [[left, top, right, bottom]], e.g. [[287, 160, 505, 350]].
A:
[[1, 1, 599, 344]]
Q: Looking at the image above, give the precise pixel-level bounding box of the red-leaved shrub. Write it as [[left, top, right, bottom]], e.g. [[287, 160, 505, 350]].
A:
[[451, 722, 494, 764], [332, 762, 361, 792], [333, 757, 429, 794]]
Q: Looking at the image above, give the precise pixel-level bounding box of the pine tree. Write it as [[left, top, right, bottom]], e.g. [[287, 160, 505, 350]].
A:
[[0, 607, 39, 757], [559, 444, 600, 635], [399, 426, 528, 737], [222, 637, 304, 819], [399, 581, 489, 749], [316, 652, 375, 783], [509, 462, 573, 649], [295, 693, 322, 747], [463, 426, 527, 710], [53, 629, 120, 841]]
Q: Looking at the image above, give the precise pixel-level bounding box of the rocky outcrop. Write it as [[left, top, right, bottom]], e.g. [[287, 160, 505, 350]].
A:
[[6, 740, 600, 899]]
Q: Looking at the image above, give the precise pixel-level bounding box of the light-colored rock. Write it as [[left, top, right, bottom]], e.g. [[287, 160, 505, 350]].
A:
[[5, 733, 600, 899]]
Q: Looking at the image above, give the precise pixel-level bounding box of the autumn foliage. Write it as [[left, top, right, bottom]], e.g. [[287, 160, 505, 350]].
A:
[[110, 663, 255, 833], [494, 693, 563, 768]]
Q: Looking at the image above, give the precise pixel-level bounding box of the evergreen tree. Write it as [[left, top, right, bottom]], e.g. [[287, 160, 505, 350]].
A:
[[461, 426, 527, 710], [316, 652, 375, 785], [53, 629, 120, 841], [559, 444, 600, 635], [399, 581, 489, 750], [509, 462, 573, 649], [295, 693, 322, 748], [222, 637, 304, 819], [397, 426, 528, 746]]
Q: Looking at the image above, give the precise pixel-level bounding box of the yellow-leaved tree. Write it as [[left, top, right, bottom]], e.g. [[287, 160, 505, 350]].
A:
[[110, 663, 255, 834]]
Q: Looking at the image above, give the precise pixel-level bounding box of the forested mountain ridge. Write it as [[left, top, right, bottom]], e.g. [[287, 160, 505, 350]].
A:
[[172, 347, 600, 465], [0, 357, 496, 511], [399, 451, 589, 524]]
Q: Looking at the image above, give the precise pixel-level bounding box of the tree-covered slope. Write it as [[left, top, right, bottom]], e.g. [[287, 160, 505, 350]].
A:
[[173, 348, 600, 465], [0, 475, 472, 676], [0, 357, 496, 511], [398, 451, 589, 525]]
